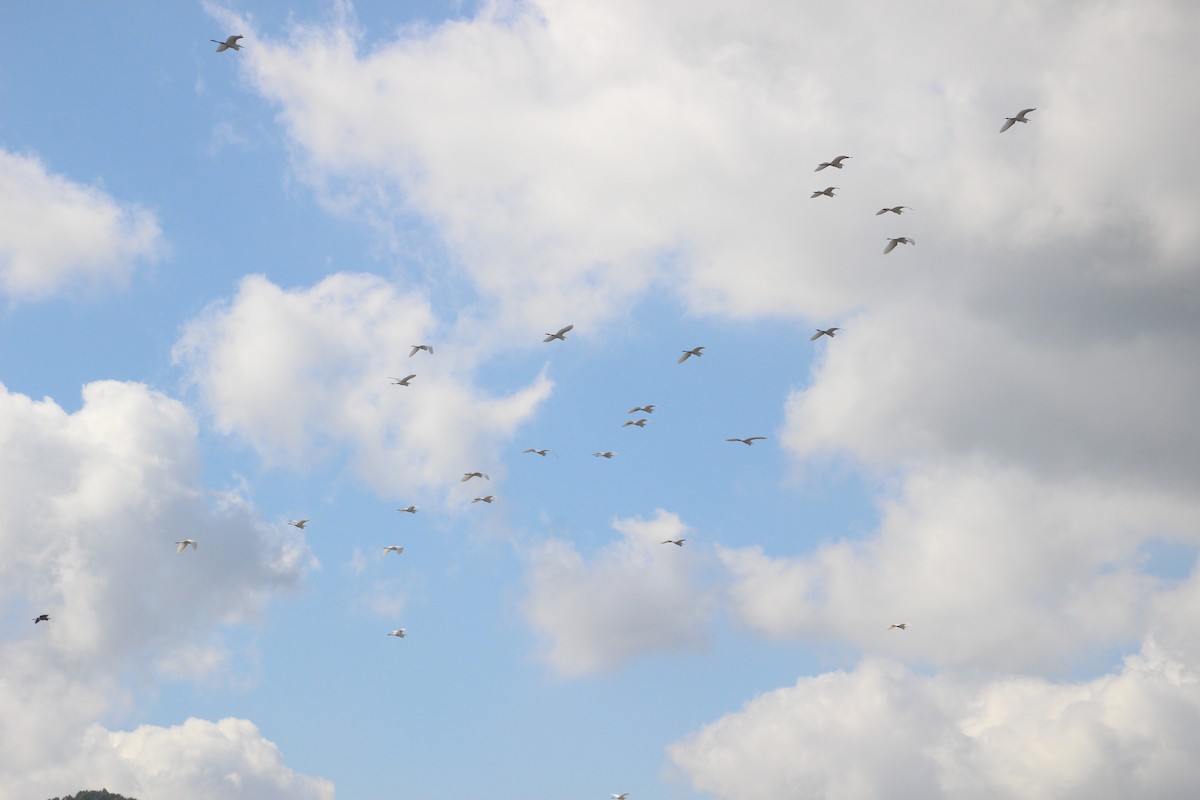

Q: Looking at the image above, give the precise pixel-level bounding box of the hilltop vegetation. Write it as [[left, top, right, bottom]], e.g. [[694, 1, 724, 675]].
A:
[[47, 791, 138, 800]]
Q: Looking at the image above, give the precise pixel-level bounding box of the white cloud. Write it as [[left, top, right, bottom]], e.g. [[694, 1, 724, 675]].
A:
[[523, 510, 715, 675], [0, 380, 323, 796], [173, 272, 553, 500], [20, 717, 334, 800], [670, 643, 1200, 800], [0, 149, 163, 302]]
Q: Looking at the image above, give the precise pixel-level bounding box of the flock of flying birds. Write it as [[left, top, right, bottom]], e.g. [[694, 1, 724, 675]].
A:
[[26, 31, 1040, 797]]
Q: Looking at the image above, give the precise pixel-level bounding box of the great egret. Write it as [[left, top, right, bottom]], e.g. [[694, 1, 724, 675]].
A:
[[593, 451, 616, 458], [543, 324, 574, 342], [389, 375, 416, 386], [388, 629, 406, 638], [627, 405, 656, 414], [726, 437, 767, 446], [1000, 108, 1036, 132], [211, 35, 243, 52], [289, 519, 309, 529], [382, 546, 405, 555], [175, 539, 198, 553], [815, 155, 851, 171], [472, 495, 495, 504], [622, 419, 648, 428], [876, 206, 909, 216], [810, 328, 840, 340], [461, 472, 490, 482], [397, 505, 418, 514], [811, 187, 838, 198], [678, 346, 705, 364], [661, 539, 686, 546], [884, 237, 916, 254], [33, 614, 50, 623], [409, 345, 433, 357], [523, 448, 557, 457]]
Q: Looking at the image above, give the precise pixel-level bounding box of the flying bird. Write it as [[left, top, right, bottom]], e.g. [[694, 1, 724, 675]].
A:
[[472, 495, 495, 504], [388, 629, 406, 638], [382, 546, 405, 555], [522, 448, 557, 457], [811, 187, 838, 198], [678, 346, 705, 364], [661, 539, 686, 547], [622, 419, 648, 428], [543, 324, 574, 342], [884, 237, 916, 254], [397, 505, 418, 514], [211, 35, 243, 52], [389, 375, 416, 386], [889, 623, 908, 630], [593, 451, 616, 459], [612, 794, 630, 800], [175, 539, 198, 553], [876, 206, 909, 216], [461, 472, 490, 482], [289, 519, 309, 529], [810, 328, 840, 340], [409, 345, 433, 357], [33, 614, 50, 624], [815, 155, 851, 171], [999, 108, 1036, 132], [627, 405, 656, 414], [726, 437, 767, 446]]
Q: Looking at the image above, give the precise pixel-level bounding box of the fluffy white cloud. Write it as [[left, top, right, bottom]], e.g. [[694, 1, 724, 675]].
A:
[[173, 272, 553, 499], [523, 510, 715, 675], [0, 380, 324, 796], [670, 643, 1200, 800], [18, 717, 333, 800], [0, 149, 163, 302]]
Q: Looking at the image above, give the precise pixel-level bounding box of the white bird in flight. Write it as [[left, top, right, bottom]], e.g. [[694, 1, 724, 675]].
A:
[[811, 186, 838, 198], [211, 35, 243, 52], [611, 794, 630, 800], [544, 324, 574, 342], [175, 539, 197, 553], [623, 419, 648, 428], [523, 448, 557, 457], [884, 237, 916, 254], [999, 108, 1036, 132], [726, 437, 767, 446], [627, 405, 656, 414], [876, 206, 909, 216], [389, 374, 416, 386], [472, 495, 495, 504], [382, 546, 405, 555], [889, 623, 908, 630], [810, 328, 840, 340], [397, 505, 418, 514], [815, 155, 851, 171], [288, 519, 309, 529], [461, 472, 490, 482], [661, 539, 686, 547], [409, 344, 433, 357], [388, 629, 406, 638], [593, 451, 616, 458], [678, 346, 705, 364]]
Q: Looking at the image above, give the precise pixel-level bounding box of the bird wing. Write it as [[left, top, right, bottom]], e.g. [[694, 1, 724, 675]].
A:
[[559, 324, 574, 336], [409, 346, 420, 357], [748, 437, 766, 442], [884, 240, 898, 254], [815, 163, 829, 171], [875, 208, 887, 215], [677, 352, 691, 363], [177, 541, 187, 552], [810, 331, 824, 340], [1018, 107, 1036, 118], [403, 374, 416, 383], [999, 118, 1016, 132]]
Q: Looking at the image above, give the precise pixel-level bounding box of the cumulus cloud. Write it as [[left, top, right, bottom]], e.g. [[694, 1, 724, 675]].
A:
[[0, 149, 163, 302], [0, 380, 323, 796], [173, 272, 553, 499], [670, 644, 1200, 800], [523, 510, 715, 675], [19, 717, 334, 800]]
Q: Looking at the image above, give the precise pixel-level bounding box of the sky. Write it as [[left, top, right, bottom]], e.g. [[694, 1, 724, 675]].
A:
[[1, 0, 1199, 798]]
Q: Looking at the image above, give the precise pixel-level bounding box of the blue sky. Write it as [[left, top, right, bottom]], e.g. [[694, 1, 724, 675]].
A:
[[3, 1, 1200, 799]]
